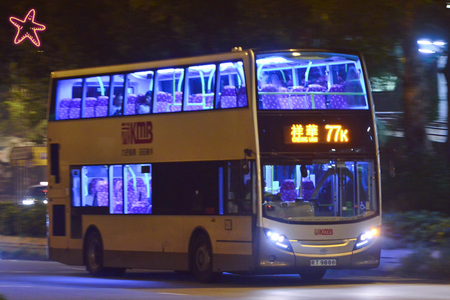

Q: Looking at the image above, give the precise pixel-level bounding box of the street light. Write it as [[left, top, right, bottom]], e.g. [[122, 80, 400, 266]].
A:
[[417, 40, 447, 54]]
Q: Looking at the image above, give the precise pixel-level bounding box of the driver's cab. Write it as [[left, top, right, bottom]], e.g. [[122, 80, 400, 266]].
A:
[[262, 159, 377, 222]]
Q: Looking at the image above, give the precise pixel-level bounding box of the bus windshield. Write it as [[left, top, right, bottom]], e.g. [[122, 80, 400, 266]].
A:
[[262, 159, 378, 223], [256, 51, 369, 110]]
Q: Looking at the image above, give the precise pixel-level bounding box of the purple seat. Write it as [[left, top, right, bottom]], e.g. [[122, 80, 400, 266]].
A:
[[237, 87, 247, 107], [186, 93, 204, 111], [83, 97, 97, 118], [220, 86, 237, 108], [112, 178, 123, 214], [95, 179, 109, 207], [261, 84, 280, 109], [126, 178, 150, 214], [58, 98, 71, 120], [328, 84, 348, 109], [169, 91, 183, 112], [69, 98, 81, 119], [154, 92, 172, 113], [125, 94, 137, 115], [95, 96, 108, 117], [290, 86, 307, 109], [89, 178, 108, 207], [302, 179, 315, 201], [205, 93, 214, 109], [280, 179, 297, 202], [278, 87, 290, 109], [305, 84, 327, 109]]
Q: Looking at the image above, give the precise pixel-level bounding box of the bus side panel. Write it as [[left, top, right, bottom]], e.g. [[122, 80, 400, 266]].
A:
[[82, 215, 254, 272]]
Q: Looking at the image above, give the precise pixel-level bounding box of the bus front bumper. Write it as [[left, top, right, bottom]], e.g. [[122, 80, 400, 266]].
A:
[[257, 236, 381, 273]]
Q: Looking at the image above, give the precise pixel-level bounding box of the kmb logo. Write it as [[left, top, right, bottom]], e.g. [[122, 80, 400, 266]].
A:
[[122, 121, 153, 145], [314, 229, 333, 235]]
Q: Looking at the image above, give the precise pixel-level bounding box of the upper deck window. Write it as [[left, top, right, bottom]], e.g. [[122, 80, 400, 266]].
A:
[[256, 52, 369, 110], [217, 62, 247, 109], [185, 64, 216, 111], [126, 70, 154, 115], [51, 60, 248, 121], [153, 68, 184, 113]]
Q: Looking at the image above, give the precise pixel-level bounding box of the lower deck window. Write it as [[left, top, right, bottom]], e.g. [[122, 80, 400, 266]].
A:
[[70, 160, 254, 216], [71, 164, 152, 214]]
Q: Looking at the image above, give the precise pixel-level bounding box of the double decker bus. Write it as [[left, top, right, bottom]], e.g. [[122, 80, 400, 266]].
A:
[[47, 48, 381, 282]]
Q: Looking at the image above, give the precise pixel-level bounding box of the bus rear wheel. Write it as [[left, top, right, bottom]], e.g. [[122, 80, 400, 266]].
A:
[[85, 230, 125, 277], [299, 268, 327, 282], [191, 234, 222, 283]]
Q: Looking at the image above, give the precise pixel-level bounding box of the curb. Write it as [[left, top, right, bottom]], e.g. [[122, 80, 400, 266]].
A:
[[0, 235, 47, 260]]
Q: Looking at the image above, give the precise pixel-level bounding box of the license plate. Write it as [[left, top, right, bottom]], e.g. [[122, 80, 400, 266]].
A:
[[310, 259, 337, 267]]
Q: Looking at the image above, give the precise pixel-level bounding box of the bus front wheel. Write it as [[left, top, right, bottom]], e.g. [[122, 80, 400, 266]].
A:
[[299, 268, 327, 282], [191, 234, 222, 283]]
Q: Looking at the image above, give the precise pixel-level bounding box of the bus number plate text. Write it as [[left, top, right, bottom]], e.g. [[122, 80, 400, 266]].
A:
[[310, 259, 337, 267]]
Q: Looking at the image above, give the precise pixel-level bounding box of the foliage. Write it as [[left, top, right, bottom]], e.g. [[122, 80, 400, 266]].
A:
[[380, 137, 450, 213], [0, 202, 47, 237], [383, 211, 450, 247]]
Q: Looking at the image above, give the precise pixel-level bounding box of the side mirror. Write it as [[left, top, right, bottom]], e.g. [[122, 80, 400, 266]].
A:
[[242, 161, 250, 175]]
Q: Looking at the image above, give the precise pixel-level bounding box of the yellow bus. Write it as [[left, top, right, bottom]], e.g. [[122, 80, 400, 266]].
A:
[[47, 48, 381, 282]]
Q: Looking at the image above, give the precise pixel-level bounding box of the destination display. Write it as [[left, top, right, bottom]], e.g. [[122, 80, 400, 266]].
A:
[[258, 113, 376, 153], [287, 123, 349, 144]]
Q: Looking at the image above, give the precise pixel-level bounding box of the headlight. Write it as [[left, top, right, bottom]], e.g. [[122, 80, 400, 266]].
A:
[[22, 199, 35, 205], [264, 229, 293, 252], [354, 228, 379, 250]]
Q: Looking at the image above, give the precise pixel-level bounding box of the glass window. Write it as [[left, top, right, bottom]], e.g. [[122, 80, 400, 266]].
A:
[[108, 74, 125, 117], [154, 68, 184, 113], [110, 165, 124, 214], [125, 70, 154, 116], [124, 164, 152, 214], [256, 52, 369, 110], [83, 76, 111, 119], [185, 64, 216, 111], [262, 159, 377, 222], [55, 78, 83, 120], [217, 62, 247, 109], [71, 169, 81, 207], [223, 161, 253, 215], [81, 165, 109, 207]]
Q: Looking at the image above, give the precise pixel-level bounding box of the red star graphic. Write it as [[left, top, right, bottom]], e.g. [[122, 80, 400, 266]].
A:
[[9, 9, 46, 47]]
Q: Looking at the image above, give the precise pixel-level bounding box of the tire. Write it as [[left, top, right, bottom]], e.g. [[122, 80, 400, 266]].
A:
[[191, 234, 222, 283], [299, 268, 327, 282], [85, 231, 106, 277], [85, 230, 126, 277]]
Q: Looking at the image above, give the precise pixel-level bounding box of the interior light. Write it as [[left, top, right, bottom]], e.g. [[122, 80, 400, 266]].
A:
[[292, 52, 301, 57], [256, 56, 288, 65]]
